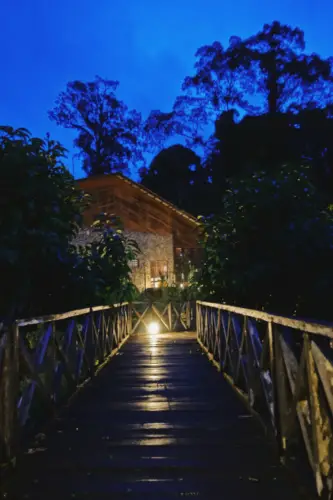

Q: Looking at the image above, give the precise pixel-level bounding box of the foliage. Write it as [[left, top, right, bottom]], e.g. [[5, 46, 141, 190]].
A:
[[142, 22, 333, 219], [49, 76, 144, 176], [180, 21, 333, 123], [204, 106, 333, 202], [0, 128, 140, 322], [198, 164, 333, 320], [73, 214, 140, 306], [0, 126, 86, 320], [140, 144, 211, 214], [230, 21, 333, 114]]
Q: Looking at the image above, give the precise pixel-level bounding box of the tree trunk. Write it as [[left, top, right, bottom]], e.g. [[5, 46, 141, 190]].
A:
[[267, 53, 279, 115]]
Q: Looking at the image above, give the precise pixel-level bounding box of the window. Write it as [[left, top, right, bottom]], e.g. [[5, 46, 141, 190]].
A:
[[150, 261, 168, 287], [150, 261, 168, 278], [151, 277, 161, 289]]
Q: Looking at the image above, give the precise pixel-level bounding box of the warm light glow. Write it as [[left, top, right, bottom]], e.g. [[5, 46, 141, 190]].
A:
[[180, 283, 184, 289], [148, 322, 160, 335]]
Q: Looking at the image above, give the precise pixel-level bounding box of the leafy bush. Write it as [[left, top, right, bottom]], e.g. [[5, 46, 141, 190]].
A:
[[0, 127, 140, 322], [72, 215, 140, 307], [198, 164, 333, 320]]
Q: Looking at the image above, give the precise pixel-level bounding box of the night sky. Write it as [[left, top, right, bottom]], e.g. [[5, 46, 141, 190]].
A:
[[1, 0, 330, 178]]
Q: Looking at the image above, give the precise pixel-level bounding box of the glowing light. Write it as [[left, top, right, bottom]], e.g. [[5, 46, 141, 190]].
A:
[[180, 283, 184, 289], [148, 322, 160, 335]]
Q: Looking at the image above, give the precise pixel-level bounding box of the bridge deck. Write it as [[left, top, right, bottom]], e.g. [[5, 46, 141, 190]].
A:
[[3, 332, 306, 499]]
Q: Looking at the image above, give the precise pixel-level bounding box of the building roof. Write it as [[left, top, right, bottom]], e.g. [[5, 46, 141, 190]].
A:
[[77, 173, 200, 227]]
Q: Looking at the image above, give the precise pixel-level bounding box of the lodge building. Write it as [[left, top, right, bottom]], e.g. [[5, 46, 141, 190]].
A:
[[76, 174, 201, 291]]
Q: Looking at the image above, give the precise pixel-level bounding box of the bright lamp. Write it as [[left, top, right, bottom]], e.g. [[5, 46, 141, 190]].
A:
[[148, 322, 160, 335]]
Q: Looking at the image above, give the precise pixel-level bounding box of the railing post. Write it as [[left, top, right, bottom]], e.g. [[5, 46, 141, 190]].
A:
[[86, 308, 95, 378], [127, 303, 132, 336], [196, 302, 200, 339], [268, 320, 284, 457], [0, 322, 19, 464], [217, 309, 223, 371], [168, 302, 172, 332], [186, 302, 190, 330]]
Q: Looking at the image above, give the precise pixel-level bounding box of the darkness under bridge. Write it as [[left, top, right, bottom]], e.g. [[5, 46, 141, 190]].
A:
[[0, 301, 332, 499]]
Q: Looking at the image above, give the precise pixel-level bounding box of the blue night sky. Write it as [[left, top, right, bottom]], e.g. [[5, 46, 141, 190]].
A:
[[0, 0, 329, 179]]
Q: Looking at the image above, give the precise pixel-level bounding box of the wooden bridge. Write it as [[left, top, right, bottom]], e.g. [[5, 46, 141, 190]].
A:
[[0, 301, 332, 499]]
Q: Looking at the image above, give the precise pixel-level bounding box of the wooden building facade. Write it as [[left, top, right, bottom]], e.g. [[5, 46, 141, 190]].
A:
[[76, 174, 201, 291]]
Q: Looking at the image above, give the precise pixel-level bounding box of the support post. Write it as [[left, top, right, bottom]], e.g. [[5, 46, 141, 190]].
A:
[[268, 321, 284, 457], [0, 323, 19, 464]]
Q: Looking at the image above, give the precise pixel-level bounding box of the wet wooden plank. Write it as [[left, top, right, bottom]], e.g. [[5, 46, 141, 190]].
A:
[[1, 332, 308, 499]]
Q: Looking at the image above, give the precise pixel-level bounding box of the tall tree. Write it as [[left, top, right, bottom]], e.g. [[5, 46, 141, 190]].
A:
[[205, 110, 300, 185], [167, 22, 333, 148], [49, 76, 143, 176], [227, 21, 333, 114], [139, 144, 210, 214], [204, 105, 333, 198], [295, 105, 333, 193]]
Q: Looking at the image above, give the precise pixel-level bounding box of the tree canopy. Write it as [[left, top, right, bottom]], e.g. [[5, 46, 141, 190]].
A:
[[140, 144, 210, 214], [49, 76, 144, 176], [178, 21, 333, 123]]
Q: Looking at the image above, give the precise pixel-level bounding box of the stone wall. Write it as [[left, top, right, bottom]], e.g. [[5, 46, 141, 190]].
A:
[[125, 231, 174, 290], [72, 229, 175, 291]]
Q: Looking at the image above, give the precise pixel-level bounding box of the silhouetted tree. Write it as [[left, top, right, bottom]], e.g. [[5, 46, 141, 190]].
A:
[[204, 106, 333, 200], [206, 111, 299, 185], [49, 77, 143, 176], [183, 22, 333, 118], [295, 105, 333, 194], [139, 144, 211, 214], [230, 21, 333, 114]]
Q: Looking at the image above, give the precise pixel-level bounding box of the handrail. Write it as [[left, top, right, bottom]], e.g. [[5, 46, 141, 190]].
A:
[[16, 302, 129, 327], [197, 300, 333, 339], [196, 300, 333, 499], [0, 302, 131, 466], [0, 300, 194, 467]]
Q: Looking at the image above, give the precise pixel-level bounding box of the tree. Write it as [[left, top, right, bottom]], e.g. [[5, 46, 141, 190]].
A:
[[228, 21, 333, 114], [0, 126, 86, 320], [198, 164, 333, 320], [205, 110, 300, 187], [295, 105, 333, 194], [143, 41, 253, 152], [163, 22, 333, 157], [139, 144, 211, 214], [0, 127, 139, 321], [203, 103, 333, 201], [49, 77, 143, 176]]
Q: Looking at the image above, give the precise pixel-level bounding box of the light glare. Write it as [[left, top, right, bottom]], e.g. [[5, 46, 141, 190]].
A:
[[148, 322, 160, 335]]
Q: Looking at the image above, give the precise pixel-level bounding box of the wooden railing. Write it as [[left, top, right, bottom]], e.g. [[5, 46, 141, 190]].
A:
[[0, 303, 131, 466], [197, 300, 333, 499], [0, 300, 194, 467], [131, 300, 195, 333]]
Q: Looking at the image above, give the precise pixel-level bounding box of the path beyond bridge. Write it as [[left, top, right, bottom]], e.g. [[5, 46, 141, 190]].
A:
[[2, 331, 307, 499]]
